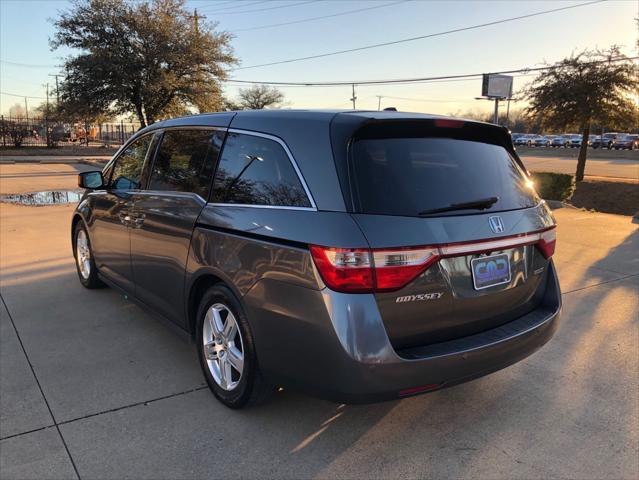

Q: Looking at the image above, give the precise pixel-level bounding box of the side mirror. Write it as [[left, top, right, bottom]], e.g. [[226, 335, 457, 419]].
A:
[[78, 171, 105, 190]]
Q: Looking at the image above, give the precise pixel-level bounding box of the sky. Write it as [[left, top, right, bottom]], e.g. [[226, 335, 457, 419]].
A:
[[0, 0, 637, 117]]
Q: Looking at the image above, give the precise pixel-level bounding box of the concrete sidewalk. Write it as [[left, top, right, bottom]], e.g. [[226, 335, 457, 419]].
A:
[[0, 156, 111, 165], [0, 167, 637, 479]]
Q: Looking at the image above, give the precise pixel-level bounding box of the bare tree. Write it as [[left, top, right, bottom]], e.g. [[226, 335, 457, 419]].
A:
[[237, 85, 285, 110]]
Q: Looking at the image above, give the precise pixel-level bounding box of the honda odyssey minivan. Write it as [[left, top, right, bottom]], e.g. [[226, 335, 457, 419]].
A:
[[73, 110, 561, 408]]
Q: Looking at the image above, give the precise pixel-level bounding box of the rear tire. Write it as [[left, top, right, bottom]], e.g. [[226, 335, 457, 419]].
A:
[[73, 222, 104, 289], [196, 284, 273, 409]]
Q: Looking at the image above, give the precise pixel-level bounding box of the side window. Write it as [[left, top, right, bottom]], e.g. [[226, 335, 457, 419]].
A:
[[110, 135, 152, 190], [148, 129, 224, 198], [211, 132, 311, 208]]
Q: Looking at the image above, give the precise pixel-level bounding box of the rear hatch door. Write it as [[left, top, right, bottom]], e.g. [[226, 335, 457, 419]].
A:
[[341, 118, 555, 349]]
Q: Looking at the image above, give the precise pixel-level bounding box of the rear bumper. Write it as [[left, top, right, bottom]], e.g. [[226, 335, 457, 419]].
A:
[[243, 260, 561, 404]]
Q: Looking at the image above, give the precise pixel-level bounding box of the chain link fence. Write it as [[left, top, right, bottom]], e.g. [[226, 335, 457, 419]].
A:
[[0, 115, 141, 148]]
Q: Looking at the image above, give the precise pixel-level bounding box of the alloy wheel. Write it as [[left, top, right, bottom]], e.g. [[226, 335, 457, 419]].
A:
[[202, 303, 245, 391], [76, 229, 91, 279]]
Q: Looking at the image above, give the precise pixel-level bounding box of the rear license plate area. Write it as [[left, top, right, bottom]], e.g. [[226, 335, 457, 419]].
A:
[[471, 253, 511, 290]]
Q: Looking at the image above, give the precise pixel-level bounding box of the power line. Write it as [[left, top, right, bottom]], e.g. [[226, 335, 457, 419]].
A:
[[199, 0, 318, 16], [228, 56, 637, 86], [230, 0, 409, 33], [202, 1, 269, 13], [198, 0, 238, 6], [200, 0, 238, 6], [378, 95, 478, 103], [234, 0, 606, 70], [224, 76, 483, 88], [0, 60, 59, 69], [0, 91, 47, 99]]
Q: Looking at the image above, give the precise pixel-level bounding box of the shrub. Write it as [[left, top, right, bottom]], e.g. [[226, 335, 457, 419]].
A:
[[530, 172, 575, 201]]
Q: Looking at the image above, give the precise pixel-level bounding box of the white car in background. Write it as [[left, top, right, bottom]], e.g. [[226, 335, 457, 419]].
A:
[[514, 134, 533, 146], [565, 134, 582, 148], [532, 135, 551, 147], [550, 135, 569, 147]]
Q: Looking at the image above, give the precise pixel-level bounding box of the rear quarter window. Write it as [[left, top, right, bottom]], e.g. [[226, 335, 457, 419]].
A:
[[211, 132, 312, 208], [351, 137, 539, 217]]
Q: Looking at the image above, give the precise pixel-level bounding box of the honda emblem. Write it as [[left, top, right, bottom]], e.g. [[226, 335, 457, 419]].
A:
[[488, 216, 505, 233]]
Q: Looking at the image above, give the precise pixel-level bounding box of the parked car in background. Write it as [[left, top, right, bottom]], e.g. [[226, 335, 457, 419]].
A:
[[565, 134, 582, 148], [611, 134, 638, 150], [591, 133, 619, 149], [550, 135, 568, 147], [72, 110, 561, 408], [513, 135, 532, 146], [532, 135, 551, 147]]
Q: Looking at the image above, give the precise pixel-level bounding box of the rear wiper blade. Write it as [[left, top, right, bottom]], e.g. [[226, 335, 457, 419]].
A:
[[418, 196, 499, 216]]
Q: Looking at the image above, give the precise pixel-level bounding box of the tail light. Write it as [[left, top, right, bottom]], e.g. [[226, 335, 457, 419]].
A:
[[310, 226, 557, 293], [372, 247, 439, 291], [310, 245, 438, 293], [308, 246, 374, 293], [537, 227, 556, 259], [433, 119, 465, 128]]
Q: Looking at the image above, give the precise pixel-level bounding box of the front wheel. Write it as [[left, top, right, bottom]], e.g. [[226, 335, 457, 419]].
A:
[[196, 285, 273, 408], [73, 222, 104, 289]]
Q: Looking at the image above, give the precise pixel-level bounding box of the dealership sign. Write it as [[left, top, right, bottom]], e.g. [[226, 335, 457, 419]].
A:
[[481, 74, 513, 99]]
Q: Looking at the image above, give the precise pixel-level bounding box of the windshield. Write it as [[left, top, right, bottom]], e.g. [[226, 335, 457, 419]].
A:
[[350, 137, 539, 217]]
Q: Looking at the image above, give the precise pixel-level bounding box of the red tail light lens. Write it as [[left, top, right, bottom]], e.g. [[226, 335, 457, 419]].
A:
[[372, 247, 439, 291], [310, 245, 438, 293], [309, 246, 374, 293], [537, 227, 556, 259]]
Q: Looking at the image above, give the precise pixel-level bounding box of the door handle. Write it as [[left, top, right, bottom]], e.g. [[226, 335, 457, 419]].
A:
[[131, 213, 145, 228], [118, 212, 132, 225]]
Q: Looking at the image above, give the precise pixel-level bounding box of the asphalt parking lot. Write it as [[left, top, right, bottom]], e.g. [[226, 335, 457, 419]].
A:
[[1, 164, 638, 479], [522, 155, 639, 180]]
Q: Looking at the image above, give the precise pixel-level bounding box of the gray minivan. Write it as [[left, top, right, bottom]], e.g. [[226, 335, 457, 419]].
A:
[[73, 110, 561, 408]]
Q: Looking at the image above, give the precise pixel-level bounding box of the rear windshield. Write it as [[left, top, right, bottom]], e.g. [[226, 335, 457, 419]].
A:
[[350, 137, 539, 217]]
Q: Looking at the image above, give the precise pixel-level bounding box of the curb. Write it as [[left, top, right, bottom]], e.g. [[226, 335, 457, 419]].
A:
[[545, 200, 578, 210]]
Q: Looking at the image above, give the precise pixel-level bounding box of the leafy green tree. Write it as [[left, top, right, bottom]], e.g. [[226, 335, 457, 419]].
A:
[[237, 84, 285, 110], [523, 47, 638, 181], [52, 0, 236, 127]]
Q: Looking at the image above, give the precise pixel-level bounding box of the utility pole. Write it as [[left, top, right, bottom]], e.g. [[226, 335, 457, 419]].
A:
[[49, 74, 61, 105], [193, 8, 205, 37], [376, 95, 383, 111], [350, 84, 357, 109], [24, 97, 28, 123], [45, 83, 50, 147]]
